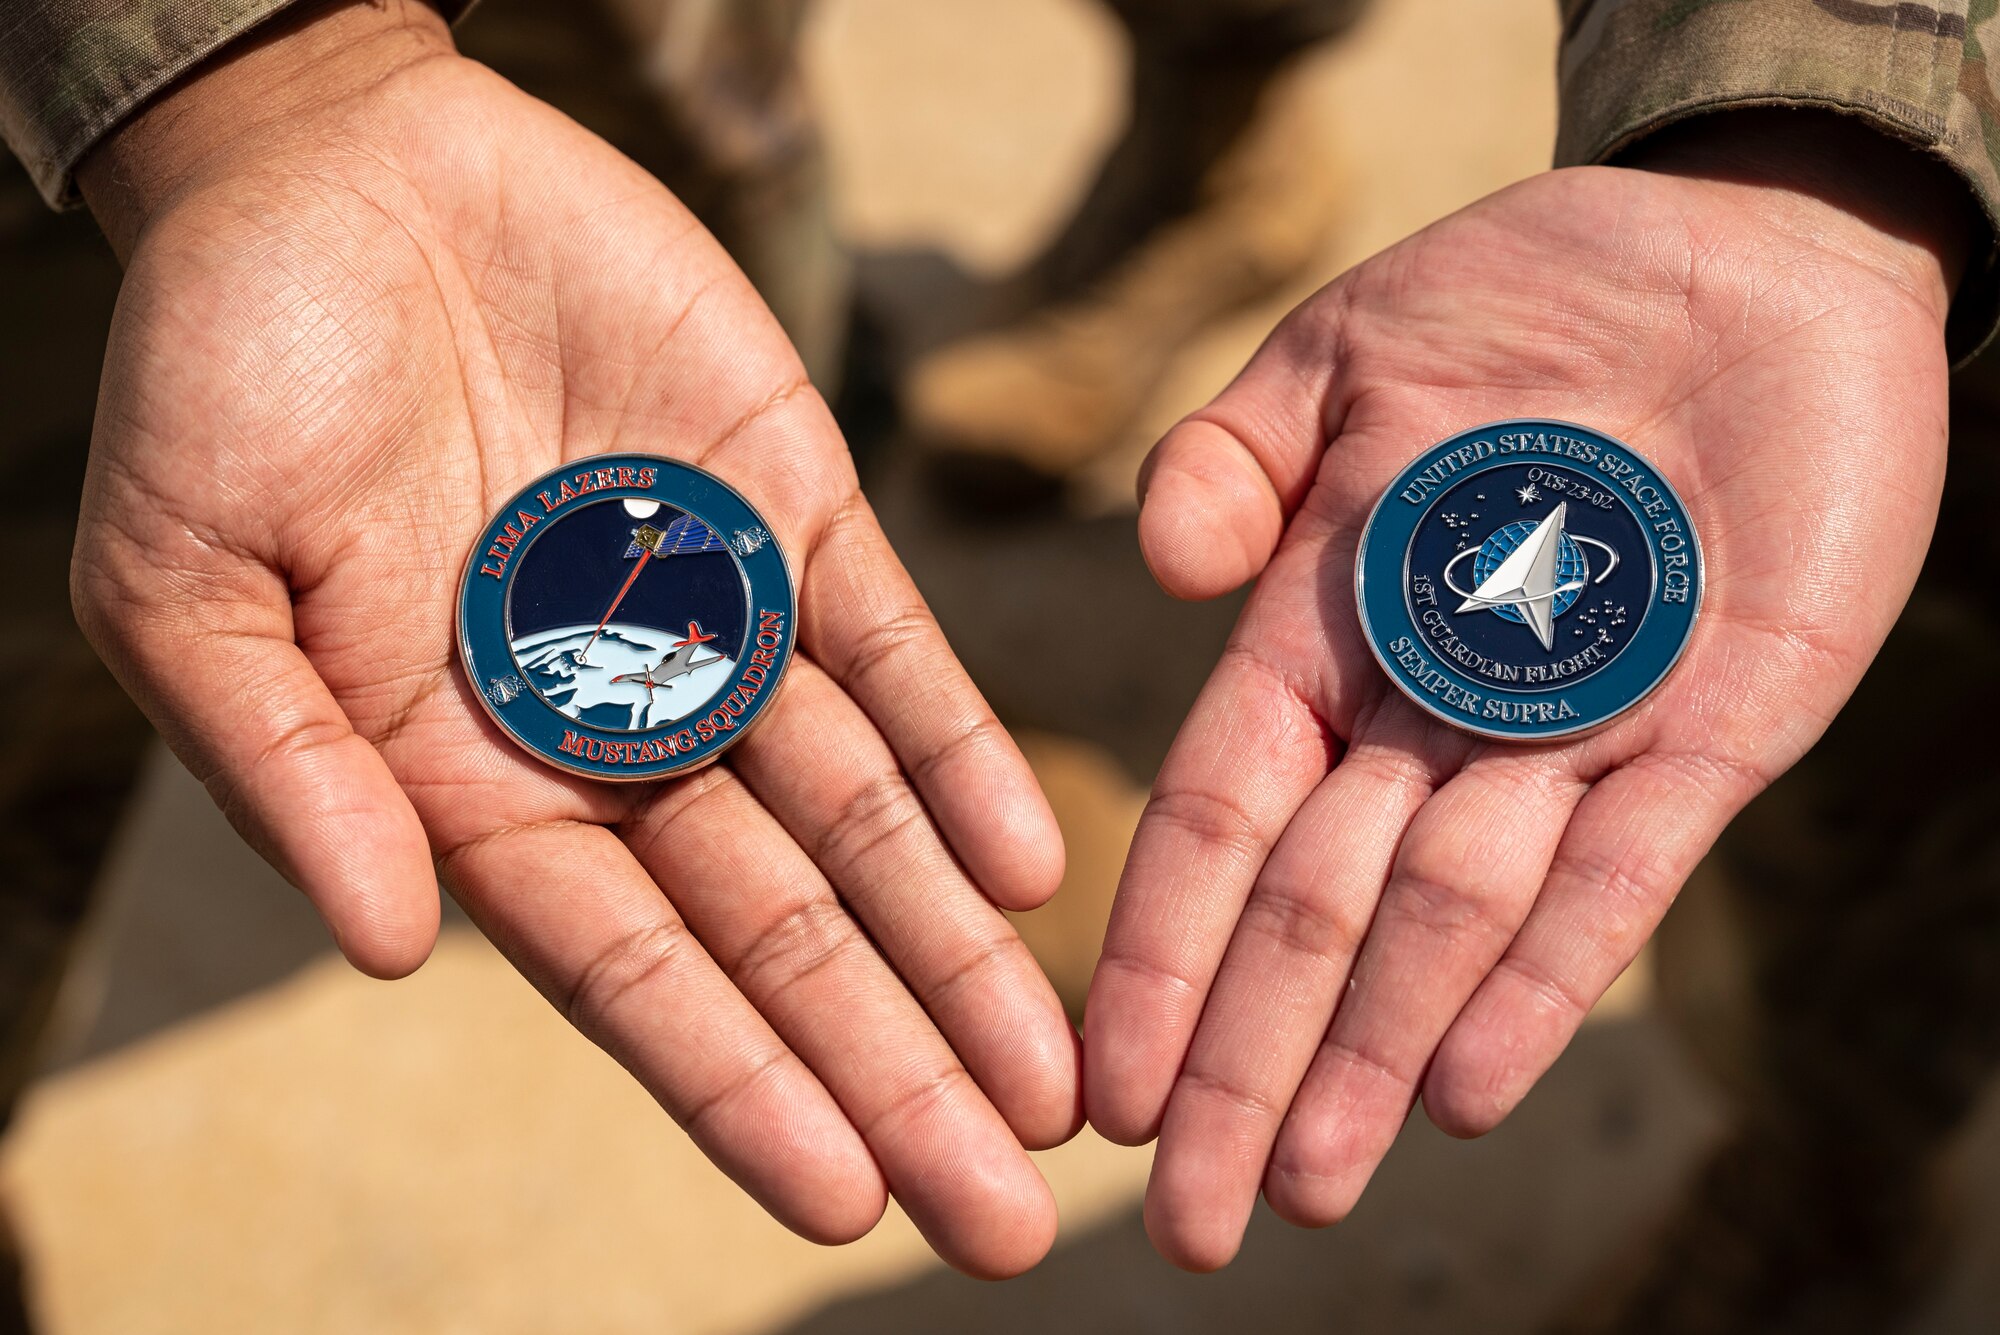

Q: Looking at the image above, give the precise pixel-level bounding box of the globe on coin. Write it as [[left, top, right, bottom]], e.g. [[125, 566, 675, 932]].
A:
[[457, 454, 793, 779], [1355, 420, 1701, 741]]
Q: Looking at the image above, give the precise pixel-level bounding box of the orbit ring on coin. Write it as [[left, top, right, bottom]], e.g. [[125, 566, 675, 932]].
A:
[[457, 453, 795, 780], [1355, 419, 1703, 742]]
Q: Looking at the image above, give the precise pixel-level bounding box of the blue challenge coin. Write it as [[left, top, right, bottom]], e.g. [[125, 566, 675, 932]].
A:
[[458, 454, 795, 780], [1356, 420, 1702, 742]]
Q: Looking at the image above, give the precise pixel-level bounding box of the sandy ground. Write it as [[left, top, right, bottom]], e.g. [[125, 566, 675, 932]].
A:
[[11, 1, 2000, 1331]]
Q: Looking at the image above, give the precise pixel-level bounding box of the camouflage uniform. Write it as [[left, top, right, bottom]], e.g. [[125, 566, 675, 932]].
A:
[[1545, 5, 2000, 1331], [1557, 0, 2000, 361], [7, 2, 2000, 315], [12, 1, 1997, 349], [2, 1, 1999, 1331], [0, 0, 475, 209]]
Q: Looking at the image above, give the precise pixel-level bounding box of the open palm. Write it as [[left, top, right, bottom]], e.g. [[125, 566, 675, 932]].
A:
[[1085, 149, 1958, 1268], [74, 24, 1075, 1276]]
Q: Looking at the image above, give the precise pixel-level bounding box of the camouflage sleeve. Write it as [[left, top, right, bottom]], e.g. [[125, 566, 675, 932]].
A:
[[1557, 0, 2000, 362], [0, 0, 474, 212]]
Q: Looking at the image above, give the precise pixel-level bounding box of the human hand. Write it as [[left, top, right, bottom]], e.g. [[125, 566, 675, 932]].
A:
[[73, 0, 1075, 1275], [1085, 111, 1969, 1268]]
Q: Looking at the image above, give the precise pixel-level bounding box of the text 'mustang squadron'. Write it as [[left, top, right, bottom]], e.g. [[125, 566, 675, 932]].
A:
[[457, 454, 795, 780]]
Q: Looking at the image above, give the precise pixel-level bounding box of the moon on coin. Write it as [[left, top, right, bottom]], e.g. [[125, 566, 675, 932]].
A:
[[622, 498, 662, 519]]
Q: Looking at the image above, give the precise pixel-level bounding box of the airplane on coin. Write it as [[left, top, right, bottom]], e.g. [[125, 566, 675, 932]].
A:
[[610, 622, 724, 701]]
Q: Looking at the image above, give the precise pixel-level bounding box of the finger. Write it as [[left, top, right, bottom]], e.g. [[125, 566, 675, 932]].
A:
[[74, 551, 436, 978], [1263, 754, 1586, 1227], [1143, 731, 1435, 1271], [636, 348, 1062, 912], [621, 766, 1058, 1279], [799, 493, 1063, 911], [1422, 754, 1753, 1137], [1084, 640, 1333, 1146], [438, 814, 886, 1244], [553, 233, 1060, 916], [1137, 300, 1343, 600], [729, 658, 1081, 1149]]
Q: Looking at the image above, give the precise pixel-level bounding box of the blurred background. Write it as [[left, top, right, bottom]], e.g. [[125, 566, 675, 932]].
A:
[[4, 0, 2000, 1331]]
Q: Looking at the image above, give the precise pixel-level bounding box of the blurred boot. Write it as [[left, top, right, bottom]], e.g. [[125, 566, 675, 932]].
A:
[[451, 0, 850, 389], [600, 0, 853, 390], [1038, 0, 1372, 289], [905, 0, 1367, 483], [1543, 357, 2000, 1334]]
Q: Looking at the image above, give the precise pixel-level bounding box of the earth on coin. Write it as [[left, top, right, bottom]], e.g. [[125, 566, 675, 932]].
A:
[[1471, 519, 1589, 624], [510, 623, 738, 731]]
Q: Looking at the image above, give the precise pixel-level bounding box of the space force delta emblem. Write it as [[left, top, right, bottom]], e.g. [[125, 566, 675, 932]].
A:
[[457, 454, 795, 780], [1356, 420, 1702, 742]]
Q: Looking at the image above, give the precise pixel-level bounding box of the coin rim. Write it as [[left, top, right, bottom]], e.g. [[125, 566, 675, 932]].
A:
[[1354, 418, 1704, 744], [456, 453, 796, 782]]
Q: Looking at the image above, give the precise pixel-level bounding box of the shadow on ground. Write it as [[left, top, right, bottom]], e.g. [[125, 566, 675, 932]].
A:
[[786, 1021, 1722, 1335]]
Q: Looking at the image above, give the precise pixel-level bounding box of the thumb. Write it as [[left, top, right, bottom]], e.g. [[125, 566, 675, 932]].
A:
[[73, 531, 439, 979], [1137, 293, 1344, 600]]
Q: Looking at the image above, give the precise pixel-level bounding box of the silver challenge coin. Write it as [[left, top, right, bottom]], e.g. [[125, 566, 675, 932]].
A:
[[1355, 420, 1702, 742]]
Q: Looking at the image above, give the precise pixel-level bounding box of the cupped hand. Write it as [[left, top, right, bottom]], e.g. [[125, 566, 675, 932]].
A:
[[73, 0, 1076, 1276], [1085, 112, 1967, 1268]]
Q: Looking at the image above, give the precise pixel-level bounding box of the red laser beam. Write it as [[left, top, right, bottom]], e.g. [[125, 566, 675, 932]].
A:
[[579, 547, 652, 662]]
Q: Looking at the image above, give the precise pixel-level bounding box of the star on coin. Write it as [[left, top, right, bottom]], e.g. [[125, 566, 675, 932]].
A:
[[1516, 483, 1540, 504], [1454, 502, 1585, 651]]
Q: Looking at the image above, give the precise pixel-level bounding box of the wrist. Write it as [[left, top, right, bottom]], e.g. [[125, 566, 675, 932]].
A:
[[1619, 108, 1975, 329], [77, 0, 456, 260]]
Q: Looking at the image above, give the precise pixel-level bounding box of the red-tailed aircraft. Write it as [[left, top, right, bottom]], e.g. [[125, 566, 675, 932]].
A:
[[610, 621, 724, 701]]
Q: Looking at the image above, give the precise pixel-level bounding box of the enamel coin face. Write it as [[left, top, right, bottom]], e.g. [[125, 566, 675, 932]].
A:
[[1355, 420, 1702, 742], [457, 454, 794, 780]]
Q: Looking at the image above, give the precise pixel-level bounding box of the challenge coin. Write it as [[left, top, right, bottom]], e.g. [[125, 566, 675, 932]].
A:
[[458, 454, 794, 779], [1355, 420, 1701, 741]]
